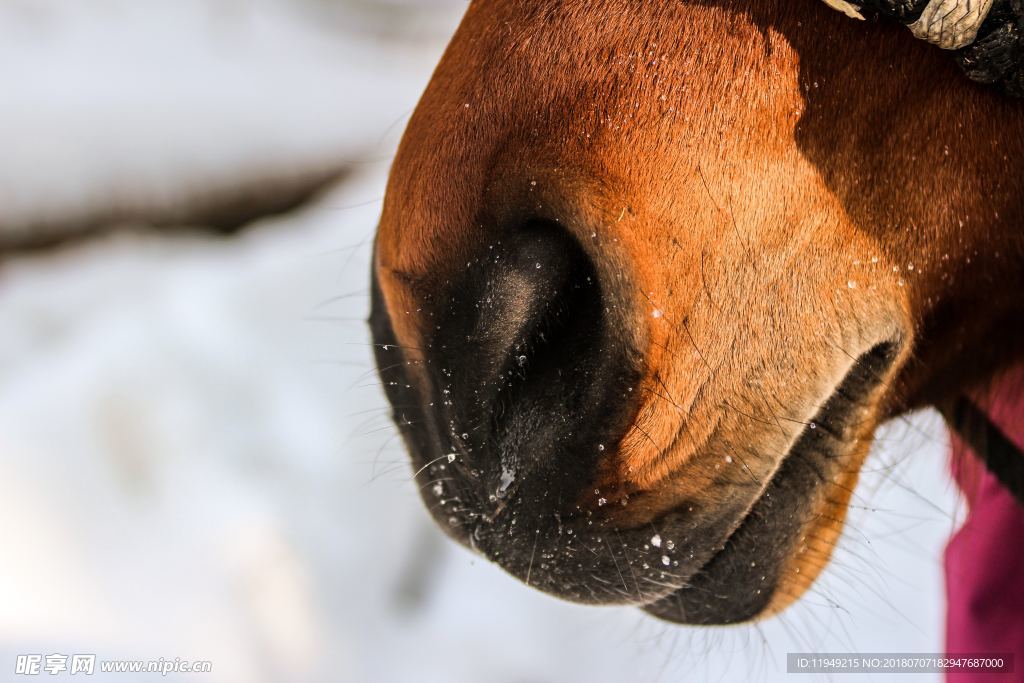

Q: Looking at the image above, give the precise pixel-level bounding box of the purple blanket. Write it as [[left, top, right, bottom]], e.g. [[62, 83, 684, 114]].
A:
[[945, 368, 1024, 681]]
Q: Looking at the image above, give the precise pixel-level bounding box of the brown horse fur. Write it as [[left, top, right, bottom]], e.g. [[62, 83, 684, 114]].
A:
[[370, 0, 1024, 624]]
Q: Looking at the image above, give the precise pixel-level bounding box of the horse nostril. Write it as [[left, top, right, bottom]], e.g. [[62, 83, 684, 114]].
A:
[[437, 222, 602, 440], [449, 223, 599, 395], [427, 221, 636, 509]]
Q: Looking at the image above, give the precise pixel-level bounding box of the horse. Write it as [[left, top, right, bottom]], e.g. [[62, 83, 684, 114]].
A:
[[369, 0, 1024, 625]]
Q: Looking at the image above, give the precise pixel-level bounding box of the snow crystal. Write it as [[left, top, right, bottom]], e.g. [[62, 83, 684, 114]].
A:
[[499, 466, 515, 493]]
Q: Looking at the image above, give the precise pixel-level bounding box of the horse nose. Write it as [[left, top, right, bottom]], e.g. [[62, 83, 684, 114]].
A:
[[425, 221, 639, 510]]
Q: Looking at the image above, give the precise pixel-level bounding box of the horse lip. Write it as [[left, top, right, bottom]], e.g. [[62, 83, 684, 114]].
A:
[[428, 340, 902, 613], [633, 464, 780, 611], [639, 339, 902, 623]]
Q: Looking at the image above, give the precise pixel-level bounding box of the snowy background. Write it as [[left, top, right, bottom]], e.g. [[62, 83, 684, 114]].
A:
[[0, 2, 963, 681]]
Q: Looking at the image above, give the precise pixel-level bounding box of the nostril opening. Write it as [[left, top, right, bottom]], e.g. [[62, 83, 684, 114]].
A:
[[452, 220, 604, 419], [429, 219, 622, 501], [497, 228, 604, 419], [487, 225, 604, 489]]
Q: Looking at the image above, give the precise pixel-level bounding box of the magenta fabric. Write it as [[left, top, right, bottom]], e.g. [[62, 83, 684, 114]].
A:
[[945, 368, 1024, 681]]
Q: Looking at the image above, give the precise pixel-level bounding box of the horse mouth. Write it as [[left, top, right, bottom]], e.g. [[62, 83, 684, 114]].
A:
[[641, 339, 900, 624], [457, 337, 899, 624], [370, 232, 902, 624]]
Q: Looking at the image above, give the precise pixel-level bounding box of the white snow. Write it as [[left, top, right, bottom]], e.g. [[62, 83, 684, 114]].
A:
[[0, 0, 462, 239], [0, 3, 962, 682]]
